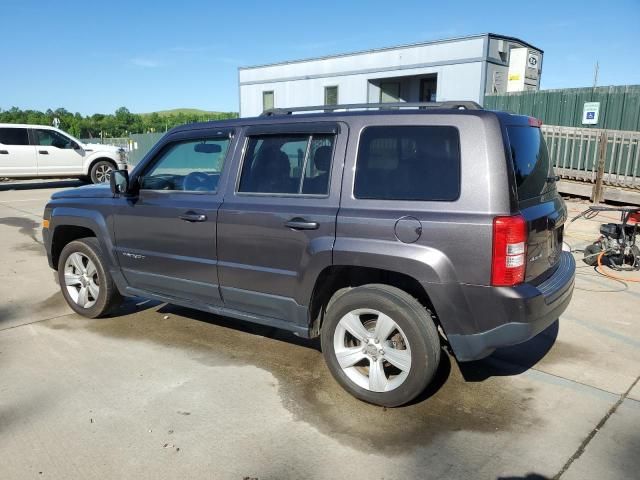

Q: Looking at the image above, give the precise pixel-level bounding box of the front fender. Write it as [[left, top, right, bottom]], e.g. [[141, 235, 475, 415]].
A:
[[47, 205, 122, 282]]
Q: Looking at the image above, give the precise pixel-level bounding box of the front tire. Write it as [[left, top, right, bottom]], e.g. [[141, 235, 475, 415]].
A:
[[321, 284, 441, 407], [90, 160, 115, 184], [58, 238, 123, 318]]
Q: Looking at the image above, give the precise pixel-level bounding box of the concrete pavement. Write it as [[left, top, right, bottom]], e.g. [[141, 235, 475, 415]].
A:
[[0, 179, 638, 479]]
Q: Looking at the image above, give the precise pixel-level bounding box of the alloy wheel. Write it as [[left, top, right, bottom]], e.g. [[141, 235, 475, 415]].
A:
[[333, 308, 412, 392], [95, 164, 113, 183], [64, 252, 100, 308]]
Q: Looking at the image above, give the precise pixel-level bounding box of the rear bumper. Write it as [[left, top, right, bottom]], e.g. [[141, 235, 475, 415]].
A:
[[448, 252, 575, 361]]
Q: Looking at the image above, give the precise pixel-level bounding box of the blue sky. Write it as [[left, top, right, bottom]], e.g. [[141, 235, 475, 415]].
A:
[[1, 0, 639, 115]]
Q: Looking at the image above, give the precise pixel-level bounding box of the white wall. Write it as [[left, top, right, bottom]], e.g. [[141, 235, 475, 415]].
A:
[[240, 62, 484, 117], [238, 35, 541, 116], [240, 37, 484, 84]]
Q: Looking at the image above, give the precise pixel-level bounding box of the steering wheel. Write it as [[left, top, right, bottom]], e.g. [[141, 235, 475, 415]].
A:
[[183, 171, 212, 191]]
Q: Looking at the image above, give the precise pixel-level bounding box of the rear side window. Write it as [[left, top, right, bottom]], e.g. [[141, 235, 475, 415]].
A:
[[354, 126, 460, 201], [507, 126, 553, 201], [0, 127, 29, 146]]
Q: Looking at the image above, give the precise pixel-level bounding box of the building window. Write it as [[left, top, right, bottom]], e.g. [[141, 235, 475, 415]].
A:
[[324, 86, 338, 106], [379, 82, 400, 103], [262, 91, 274, 112]]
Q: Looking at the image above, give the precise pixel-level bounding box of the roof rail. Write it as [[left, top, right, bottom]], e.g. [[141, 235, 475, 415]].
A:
[[261, 101, 483, 116]]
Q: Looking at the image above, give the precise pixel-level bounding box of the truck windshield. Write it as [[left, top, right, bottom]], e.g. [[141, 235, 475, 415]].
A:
[[507, 126, 554, 201]]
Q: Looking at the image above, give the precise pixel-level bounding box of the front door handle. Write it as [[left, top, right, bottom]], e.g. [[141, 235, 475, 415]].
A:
[[39, 150, 49, 155], [285, 218, 319, 230], [0, 150, 8, 154], [179, 211, 207, 222]]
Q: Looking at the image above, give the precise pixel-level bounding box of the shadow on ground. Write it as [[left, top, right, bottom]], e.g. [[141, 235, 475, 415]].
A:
[[497, 474, 549, 480], [459, 320, 559, 382], [0, 179, 83, 191]]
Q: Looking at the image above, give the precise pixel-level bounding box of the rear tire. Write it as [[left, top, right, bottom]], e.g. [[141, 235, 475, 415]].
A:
[[58, 238, 123, 318], [321, 284, 441, 407], [90, 160, 115, 184]]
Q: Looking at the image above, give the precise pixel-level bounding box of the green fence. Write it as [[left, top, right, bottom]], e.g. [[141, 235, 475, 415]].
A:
[[485, 85, 640, 132], [81, 133, 165, 166], [128, 133, 165, 165]]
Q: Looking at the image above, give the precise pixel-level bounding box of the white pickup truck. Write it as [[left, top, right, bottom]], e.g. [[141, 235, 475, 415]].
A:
[[0, 123, 127, 183]]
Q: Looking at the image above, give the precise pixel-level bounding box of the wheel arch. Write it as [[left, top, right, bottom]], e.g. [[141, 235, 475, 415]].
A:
[[86, 156, 118, 176], [49, 208, 116, 272], [308, 265, 441, 337], [51, 224, 97, 269]]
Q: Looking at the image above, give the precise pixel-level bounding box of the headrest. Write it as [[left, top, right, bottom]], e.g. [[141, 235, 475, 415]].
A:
[[313, 146, 332, 172]]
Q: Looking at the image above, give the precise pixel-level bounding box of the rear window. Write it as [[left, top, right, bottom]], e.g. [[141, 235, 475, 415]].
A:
[[0, 127, 29, 146], [507, 126, 553, 201], [354, 126, 461, 201]]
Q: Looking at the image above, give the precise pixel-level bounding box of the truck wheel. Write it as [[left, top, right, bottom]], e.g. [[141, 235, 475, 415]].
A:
[[90, 160, 115, 184], [321, 284, 441, 407], [58, 238, 123, 318]]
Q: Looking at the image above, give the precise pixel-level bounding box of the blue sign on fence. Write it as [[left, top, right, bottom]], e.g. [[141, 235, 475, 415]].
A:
[[582, 102, 600, 125]]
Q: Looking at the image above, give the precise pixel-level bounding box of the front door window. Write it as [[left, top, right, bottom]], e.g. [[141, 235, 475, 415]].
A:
[[140, 138, 230, 192]]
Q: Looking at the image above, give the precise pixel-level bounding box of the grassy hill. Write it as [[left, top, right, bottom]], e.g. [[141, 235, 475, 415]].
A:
[[139, 108, 226, 117]]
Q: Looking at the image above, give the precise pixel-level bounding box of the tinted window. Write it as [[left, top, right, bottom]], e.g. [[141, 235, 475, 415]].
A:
[[0, 127, 29, 146], [140, 138, 229, 192], [35, 129, 74, 149], [238, 134, 334, 195], [354, 126, 460, 201], [507, 126, 553, 201]]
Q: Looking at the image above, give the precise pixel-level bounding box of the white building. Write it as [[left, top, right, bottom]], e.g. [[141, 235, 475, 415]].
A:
[[239, 33, 543, 117]]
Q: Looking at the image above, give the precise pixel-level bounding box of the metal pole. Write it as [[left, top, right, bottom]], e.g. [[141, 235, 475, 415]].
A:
[[591, 129, 608, 203]]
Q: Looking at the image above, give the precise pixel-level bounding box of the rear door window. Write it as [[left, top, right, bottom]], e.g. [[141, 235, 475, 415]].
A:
[[0, 127, 29, 146], [354, 126, 460, 201], [507, 126, 553, 201], [238, 133, 334, 195]]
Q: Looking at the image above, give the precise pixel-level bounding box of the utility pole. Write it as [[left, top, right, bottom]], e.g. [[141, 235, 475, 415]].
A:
[[592, 61, 599, 88]]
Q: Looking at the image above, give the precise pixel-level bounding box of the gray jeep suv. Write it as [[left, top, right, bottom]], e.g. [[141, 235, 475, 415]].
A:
[[43, 102, 575, 407]]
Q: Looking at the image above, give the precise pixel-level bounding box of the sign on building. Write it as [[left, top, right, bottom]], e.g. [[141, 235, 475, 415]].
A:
[[507, 48, 542, 92], [582, 102, 600, 125]]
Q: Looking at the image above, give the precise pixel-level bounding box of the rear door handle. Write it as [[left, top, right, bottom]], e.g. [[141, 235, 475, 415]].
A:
[[179, 211, 207, 222], [285, 218, 319, 230], [39, 150, 49, 155], [0, 150, 8, 154]]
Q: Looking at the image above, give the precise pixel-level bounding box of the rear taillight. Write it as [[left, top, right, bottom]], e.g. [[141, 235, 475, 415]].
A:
[[528, 117, 543, 127], [491, 215, 527, 286]]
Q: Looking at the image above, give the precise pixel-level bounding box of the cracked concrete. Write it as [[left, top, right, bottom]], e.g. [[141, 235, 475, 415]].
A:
[[0, 180, 638, 480]]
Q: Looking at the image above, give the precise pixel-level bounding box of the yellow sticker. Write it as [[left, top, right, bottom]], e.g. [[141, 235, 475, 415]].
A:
[[508, 74, 521, 81]]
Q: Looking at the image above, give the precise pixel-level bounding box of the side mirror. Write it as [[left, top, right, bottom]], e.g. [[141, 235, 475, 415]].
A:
[[110, 170, 130, 195]]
